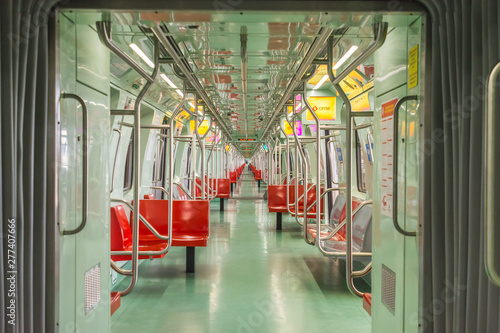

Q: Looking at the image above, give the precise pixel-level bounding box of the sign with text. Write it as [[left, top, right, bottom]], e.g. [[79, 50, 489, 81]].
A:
[[306, 96, 336, 121]]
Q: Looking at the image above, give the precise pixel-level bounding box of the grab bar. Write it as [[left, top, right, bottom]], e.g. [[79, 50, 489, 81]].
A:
[[173, 183, 193, 200], [96, 21, 155, 83], [327, 23, 387, 297], [61, 93, 88, 235], [485, 61, 500, 287], [392, 96, 418, 237], [152, 136, 164, 183], [111, 198, 169, 241], [110, 128, 121, 193]]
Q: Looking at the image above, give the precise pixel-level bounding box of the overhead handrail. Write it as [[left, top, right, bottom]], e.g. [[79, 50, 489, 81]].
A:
[[485, 61, 500, 287], [151, 24, 233, 140], [96, 21, 155, 83], [392, 96, 418, 237], [326, 22, 387, 297], [260, 27, 334, 139], [110, 128, 122, 193], [61, 93, 88, 236]]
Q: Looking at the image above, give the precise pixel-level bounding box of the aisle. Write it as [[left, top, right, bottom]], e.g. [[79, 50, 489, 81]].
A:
[[111, 170, 371, 332]]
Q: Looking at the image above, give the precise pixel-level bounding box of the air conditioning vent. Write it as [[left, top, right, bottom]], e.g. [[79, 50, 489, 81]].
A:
[[85, 263, 101, 315], [381, 264, 396, 315]]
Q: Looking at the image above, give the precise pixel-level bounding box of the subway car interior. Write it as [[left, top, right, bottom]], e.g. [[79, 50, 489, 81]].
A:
[[2, 0, 500, 332]]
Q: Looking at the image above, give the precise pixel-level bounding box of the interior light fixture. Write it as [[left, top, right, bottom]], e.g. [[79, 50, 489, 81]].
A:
[[160, 74, 178, 89], [312, 75, 329, 90], [176, 89, 184, 97], [129, 43, 155, 68], [332, 45, 359, 70], [312, 45, 359, 90], [189, 102, 195, 109]]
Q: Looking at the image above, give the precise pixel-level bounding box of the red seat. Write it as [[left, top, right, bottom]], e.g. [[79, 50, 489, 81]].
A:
[[195, 177, 216, 198], [308, 199, 361, 241], [255, 170, 262, 180], [268, 185, 289, 213], [230, 171, 237, 184], [110, 292, 121, 316], [215, 179, 231, 198], [110, 205, 168, 261], [135, 199, 210, 247], [289, 185, 324, 219], [363, 293, 372, 316], [144, 193, 154, 200]]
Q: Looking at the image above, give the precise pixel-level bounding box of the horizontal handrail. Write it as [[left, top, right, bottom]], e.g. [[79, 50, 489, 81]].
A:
[[320, 200, 373, 240], [111, 259, 132, 276], [295, 187, 345, 217], [173, 182, 193, 200], [111, 198, 169, 241], [151, 186, 169, 197]]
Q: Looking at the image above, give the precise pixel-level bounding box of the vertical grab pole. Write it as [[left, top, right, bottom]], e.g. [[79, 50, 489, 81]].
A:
[[60, 93, 88, 235], [485, 61, 500, 287], [279, 124, 291, 209], [302, 85, 322, 247], [123, 39, 160, 296], [327, 36, 363, 297]]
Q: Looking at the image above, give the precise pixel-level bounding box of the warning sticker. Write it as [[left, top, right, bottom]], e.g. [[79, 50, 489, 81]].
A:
[[380, 98, 398, 217], [408, 44, 419, 89]]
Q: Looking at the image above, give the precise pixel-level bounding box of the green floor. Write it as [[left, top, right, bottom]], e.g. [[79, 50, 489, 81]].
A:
[[111, 170, 371, 333]]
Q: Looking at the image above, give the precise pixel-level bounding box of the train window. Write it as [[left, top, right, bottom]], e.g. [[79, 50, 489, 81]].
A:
[[356, 132, 367, 193], [123, 129, 134, 191]]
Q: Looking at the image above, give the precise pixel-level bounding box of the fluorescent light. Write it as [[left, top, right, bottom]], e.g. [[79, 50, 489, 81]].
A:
[[313, 75, 329, 90], [160, 74, 177, 89], [176, 89, 184, 97], [189, 102, 195, 109], [129, 43, 155, 68], [332, 45, 359, 70]]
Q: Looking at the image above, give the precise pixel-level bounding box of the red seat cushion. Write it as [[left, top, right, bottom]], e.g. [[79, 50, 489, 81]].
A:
[[134, 200, 210, 248], [110, 292, 121, 316], [363, 293, 372, 316], [144, 193, 155, 200], [110, 205, 168, 261], [216, 179, 231, 198], [268, 185, 288, 212]]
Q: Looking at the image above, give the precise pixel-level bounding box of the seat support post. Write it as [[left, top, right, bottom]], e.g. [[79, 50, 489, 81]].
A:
[[258, 180, 261, 188], [220, 198, 224, 211], [186, 247, 195, 273], [277, 212, 282, 231]]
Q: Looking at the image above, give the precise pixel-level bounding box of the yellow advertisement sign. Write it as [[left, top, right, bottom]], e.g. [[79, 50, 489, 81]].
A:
[[190, 119, 210, 135], [408, 44, 419, 89], [351, 93, 371, 112], [283, 120, 302, 136], [306, 96, 336, 121]]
